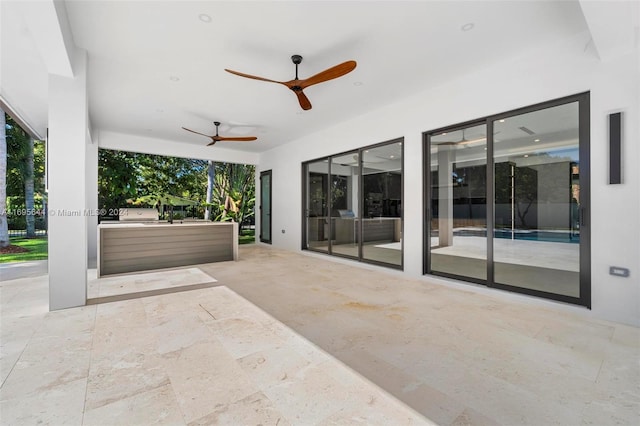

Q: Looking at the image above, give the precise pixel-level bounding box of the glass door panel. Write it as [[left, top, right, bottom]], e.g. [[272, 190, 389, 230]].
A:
[[361, 142, 403, 266], [306, 159, 329, 252], [259, 170, 272, 244], [430, 124, 487, 280], [493, 102, 580, 297], [330, 152, 359, 259]]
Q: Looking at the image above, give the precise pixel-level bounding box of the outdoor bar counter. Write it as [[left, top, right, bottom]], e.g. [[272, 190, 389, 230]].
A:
[[97, 221, 238, 277]]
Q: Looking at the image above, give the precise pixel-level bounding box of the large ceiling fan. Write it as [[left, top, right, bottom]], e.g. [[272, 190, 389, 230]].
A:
[[225, 55, 357, 111], [181, 121, 257, 146]]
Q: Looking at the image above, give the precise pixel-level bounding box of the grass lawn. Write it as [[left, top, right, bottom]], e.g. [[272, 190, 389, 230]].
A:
[[239, 229, 255, 245], [0, 237, 49, 263]]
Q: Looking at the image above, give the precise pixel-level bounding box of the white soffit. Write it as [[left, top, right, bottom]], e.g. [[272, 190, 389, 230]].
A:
[[2, 0, 597, 154], [579, 0, 640, 62]]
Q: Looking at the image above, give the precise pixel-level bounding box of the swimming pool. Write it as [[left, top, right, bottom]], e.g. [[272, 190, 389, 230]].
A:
[[493, 229, 580, 243], [446, 229, 580, 243]]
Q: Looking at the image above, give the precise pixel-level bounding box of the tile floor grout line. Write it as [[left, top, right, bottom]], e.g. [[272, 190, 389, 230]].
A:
[[80, 303, 98, 425], [0, 334, 32, 391], [86, 281, 223, 305]]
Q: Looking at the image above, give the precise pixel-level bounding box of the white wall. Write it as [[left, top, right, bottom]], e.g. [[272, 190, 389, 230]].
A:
[[48, 48, 88, 310], [258, 31, 640, 326]]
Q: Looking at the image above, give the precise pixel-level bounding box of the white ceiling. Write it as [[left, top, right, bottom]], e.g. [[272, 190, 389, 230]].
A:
[[2, 0, 591, 154]]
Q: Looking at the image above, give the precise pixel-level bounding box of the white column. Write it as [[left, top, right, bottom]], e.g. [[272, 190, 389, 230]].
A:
[[350, 166, 359, 216], [437, 145, 455, 247], [86, 131, 98, 268], [47, 49, 88, 310]]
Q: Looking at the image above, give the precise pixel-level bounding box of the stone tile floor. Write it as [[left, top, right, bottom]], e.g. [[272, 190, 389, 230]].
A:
[[1, 244, 639, 425]]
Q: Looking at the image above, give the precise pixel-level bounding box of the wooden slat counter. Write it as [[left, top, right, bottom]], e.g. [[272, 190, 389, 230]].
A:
[[98, 221, 238, 277]]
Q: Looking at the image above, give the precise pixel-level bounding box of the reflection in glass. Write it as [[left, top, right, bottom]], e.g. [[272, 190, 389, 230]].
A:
[[306, 159, 329, 252], [260, 171, 271, 243], [361, 142, 403, 266], [429, 124, 487, 280], [330, 152, 360, 258], [493, 102, 580, 297]]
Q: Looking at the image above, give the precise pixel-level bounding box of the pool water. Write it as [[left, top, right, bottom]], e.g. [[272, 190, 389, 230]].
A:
[[493, 229, 580, 243], [448, 229, 580, 243]]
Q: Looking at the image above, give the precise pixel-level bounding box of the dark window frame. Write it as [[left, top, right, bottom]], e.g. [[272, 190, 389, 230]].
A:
[[301, 137, 405, 270], [423, 92, 591, 308], [259, 169, 272, 244]]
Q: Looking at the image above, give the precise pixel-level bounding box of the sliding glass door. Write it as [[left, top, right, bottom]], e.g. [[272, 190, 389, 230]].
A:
[[305, 159, 329, 252], [425, 93, 590, 306], [303, 139, 404, 269], [330, 152, 360, 259], [429, 124, 487, 281], [361, 142, 403, 266], [492, 102, 583, 298]]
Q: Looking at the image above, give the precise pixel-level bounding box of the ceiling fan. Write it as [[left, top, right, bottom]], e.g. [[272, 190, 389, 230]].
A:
[[225, 55, 357, 111], [181, 121, 257, 146]]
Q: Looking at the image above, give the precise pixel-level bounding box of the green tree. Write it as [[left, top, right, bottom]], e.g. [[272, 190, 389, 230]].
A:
[[2, 113, 44, 239], [24, 137, 35, 237], [212, 163, 255, 226], [204, 160, 215, 220], [98, 148, 254, 225], [514, 166, 538, 229], [98, 149, 139, 211], [0, 109, 8, 247]]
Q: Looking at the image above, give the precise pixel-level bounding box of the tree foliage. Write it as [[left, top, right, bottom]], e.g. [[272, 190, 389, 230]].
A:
[[98, 149, 255, 224], [4, 115, 45, 203], [208, 162, 255, 225], [0, 110, 7, 247], [3, 113, 45, 238]]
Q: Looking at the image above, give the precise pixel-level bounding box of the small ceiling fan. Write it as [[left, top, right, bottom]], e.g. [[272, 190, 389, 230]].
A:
[[181, 121, 257, 146], [225, 55, 357, 111]]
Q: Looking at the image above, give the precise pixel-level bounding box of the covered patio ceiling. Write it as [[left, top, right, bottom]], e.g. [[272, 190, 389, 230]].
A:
[[5, 0, 628, 154]]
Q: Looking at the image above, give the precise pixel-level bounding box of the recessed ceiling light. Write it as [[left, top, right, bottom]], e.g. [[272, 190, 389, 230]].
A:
[[199, 13, 212, 23], [484, 147, 487, 150], [534, 139, 540, 142], [353, 81, 363, 86], [441, 132, 447, 136], [499, 119, 505, 123], [461, 22, 475, 32], [524, 154, 529, 158], [390, 155, 395, 159], [364, 150, 369, 153], [169, 76, 180, 82], [398, 142, 402, 145]]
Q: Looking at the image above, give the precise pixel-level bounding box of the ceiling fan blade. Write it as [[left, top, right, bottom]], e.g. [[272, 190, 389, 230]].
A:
[[182, 127, 212, 138], [300, 60, 357, 89], [206, 141, 217, 146], [217, 136, 258, 142], [224, 69, 284, 85], [294, 90, 312, 110]]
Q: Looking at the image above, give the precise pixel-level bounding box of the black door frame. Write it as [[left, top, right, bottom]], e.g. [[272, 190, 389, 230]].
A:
[[259, 170, 272, 244], [423, 92, 591, 308], [301, 138, 405, 270]]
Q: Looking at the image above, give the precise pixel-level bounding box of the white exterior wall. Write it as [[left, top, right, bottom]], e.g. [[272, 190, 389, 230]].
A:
[[257, 32, 640, 326], [47, 48, 89, 310]]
